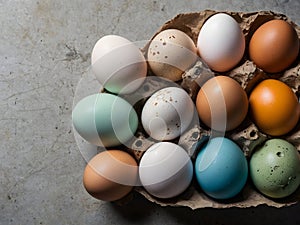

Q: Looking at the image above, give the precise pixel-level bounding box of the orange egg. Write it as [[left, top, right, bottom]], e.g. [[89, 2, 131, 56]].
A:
[[196, 76, 248, 131], [249, 79, 300, 136], [83, 150, 138, 201], [249, 19, 299, 73]]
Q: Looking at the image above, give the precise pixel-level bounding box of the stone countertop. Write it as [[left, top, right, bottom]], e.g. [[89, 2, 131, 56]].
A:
[[1, 0, 300, 224]]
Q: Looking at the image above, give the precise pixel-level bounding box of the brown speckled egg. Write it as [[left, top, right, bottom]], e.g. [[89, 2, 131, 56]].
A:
[[196, 76, 248, 131], [147, 29, 198, 81], [83, 150, 138, 201], [249, 19, 299, 73]]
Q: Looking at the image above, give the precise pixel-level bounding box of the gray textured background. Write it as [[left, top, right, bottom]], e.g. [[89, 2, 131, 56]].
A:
[[1, 0, 300, 224]]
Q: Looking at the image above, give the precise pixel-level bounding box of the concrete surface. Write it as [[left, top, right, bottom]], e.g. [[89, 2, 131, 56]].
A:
[[1, 0, 300, 224]]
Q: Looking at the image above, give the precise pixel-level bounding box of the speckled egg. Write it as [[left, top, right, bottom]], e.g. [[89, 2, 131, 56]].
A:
[[250, 139, 300, 198], [147, 29, 198, 81], [141, 87, 195, 141]]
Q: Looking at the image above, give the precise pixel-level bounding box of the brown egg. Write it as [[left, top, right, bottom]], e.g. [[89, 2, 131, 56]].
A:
[[83, 150, 138, 202], [196, 76, 248, 131], [249, 79, 299, 136], [249, 19, 299, 73]]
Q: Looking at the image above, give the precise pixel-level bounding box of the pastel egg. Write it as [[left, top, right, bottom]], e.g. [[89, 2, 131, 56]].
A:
[[250, 139, 300, 198], [72, 93, 138, 147], [195, 137, 248, 199]]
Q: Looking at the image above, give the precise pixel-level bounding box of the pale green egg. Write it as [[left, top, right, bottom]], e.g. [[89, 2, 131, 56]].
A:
[[72, 93, 138, 147], [250, 139, 300, 198]]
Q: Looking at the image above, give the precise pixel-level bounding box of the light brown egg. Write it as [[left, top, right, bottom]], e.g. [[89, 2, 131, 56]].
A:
[[196, 76, 248, 131], [83, 150, 138, 202], [249, 19, 299, 73], [147, 29, 198, 81]]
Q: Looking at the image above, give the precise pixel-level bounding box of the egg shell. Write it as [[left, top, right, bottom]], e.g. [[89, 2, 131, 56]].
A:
[[249, 79, 300, 136], [197, 13, 245, 72], [72, 93, 138, 147], [195, 137, 248, 199], [249, 19, 299, 73], [91, 35, 147, 94], [83, 150, 138, 201], [141, 86, 195, 140], [139, 142, 193, 199], [250, 139, 300, 198], [147, 29, 198, 81], [196, 76, 249, 131]]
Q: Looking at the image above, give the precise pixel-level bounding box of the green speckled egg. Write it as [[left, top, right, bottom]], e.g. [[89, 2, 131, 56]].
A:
[[250, 139, 300, 198], [72, 93, 138, 147]]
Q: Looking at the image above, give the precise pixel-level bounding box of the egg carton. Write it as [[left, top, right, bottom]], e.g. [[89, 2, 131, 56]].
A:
[[122, 10, 300, 209]]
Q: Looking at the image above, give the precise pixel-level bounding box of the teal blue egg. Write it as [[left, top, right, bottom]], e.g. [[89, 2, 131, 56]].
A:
[[195, 137, 248, 199], [72, 93, 138, 147], [250, 139, 300, 198]]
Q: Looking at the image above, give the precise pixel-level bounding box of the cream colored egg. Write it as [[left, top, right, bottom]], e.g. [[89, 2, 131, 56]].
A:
[[141, 87, 194, 141], [91, 35, 147, 94], [147, 29, 197, 81]]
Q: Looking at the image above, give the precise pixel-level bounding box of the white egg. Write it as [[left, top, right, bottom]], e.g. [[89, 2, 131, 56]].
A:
[[91, 35, 147, 94], [197, 13, 245, 72], [139, 142, 193, 199], [141, 87, 194, 141]]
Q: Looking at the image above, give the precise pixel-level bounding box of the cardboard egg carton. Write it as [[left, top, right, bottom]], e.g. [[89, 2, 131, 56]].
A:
[[126, 10, 300, 209]]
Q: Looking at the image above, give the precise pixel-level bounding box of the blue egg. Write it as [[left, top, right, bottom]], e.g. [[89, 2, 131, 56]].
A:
[[195, 137, 248, 199]]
